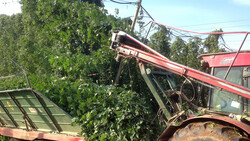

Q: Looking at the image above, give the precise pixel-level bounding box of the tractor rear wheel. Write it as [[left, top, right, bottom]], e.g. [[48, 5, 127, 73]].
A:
[[169, 121, 249, 141]]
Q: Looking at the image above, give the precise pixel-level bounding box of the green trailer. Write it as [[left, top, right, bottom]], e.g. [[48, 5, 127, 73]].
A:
[[0, 61, 84, 141], [0, 88, 85, 141]]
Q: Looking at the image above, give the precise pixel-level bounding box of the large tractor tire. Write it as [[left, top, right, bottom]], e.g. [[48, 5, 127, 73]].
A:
[[169, 121, 249, 141]]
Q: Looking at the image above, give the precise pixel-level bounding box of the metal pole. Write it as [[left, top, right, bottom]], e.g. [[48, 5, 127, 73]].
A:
[[143, 22, 153, 43], [10, 59, 31, 88], [223, 33, 248, 80], [114, 58, 124, 86]]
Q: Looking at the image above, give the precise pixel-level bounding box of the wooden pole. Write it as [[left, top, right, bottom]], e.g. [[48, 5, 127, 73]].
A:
[[114, 0, 142, 86], [131, 0, 142, 31]]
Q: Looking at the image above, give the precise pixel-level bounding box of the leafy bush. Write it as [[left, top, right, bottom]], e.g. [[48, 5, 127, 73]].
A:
[[27, 75, 162, 140]]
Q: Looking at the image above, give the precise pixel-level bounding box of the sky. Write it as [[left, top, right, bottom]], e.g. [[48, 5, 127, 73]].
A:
[[104, 0, 250, 50], [0, 0, 21, 15], [0, 0, 249, 50]]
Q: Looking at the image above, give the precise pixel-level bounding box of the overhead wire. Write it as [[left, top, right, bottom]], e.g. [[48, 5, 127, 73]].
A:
[[179, 18, 250, 28], [170, 29, 193, 38], [185, 24, 250, 33], [140, 5, 154, 21], [108, 1, 250, 37], [142, 19, 244, 51], [219, 36, 234, 51], [109, 0, 137, 5], [151, 21, 250, 35], [140, 7, 203, 41], [108, 1, 248, 51]]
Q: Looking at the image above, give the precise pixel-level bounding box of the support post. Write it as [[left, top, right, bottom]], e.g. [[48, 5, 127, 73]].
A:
[[131, 0, 142, 32], [114, 0, 142, 86]]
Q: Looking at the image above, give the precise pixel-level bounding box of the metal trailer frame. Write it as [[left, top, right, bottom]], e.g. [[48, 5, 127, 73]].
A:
[[0, 88, 85, 141], [0, 127, 85, 141], [0, 60, 85, 140]]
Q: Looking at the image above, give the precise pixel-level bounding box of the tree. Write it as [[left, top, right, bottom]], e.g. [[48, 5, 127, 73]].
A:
[[148, 26, 171, 57], [0, 14, 24, 75], [19, 0, 122, 77], [187, 37, 202, 69], [170, 37, 188, 65], [0, 14, 23, 60], [81, 0, 103, 7], [202, 29, 225, 53]]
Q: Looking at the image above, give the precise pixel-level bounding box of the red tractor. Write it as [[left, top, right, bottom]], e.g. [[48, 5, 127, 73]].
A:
[[110, 31, 250, 140]]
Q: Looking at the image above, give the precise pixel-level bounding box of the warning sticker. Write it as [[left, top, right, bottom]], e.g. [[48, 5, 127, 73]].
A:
[[6, 101, 14, 111], [231, 101, 240, 108], [29, 108, 37, 114]]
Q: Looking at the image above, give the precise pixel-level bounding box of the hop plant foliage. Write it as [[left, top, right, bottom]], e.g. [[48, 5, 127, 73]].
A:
[[29, 75, 161, 140], [0, 0, 162, 140]]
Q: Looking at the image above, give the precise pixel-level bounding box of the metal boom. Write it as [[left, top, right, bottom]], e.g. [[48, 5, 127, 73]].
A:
[[110, 31, 250, 99]]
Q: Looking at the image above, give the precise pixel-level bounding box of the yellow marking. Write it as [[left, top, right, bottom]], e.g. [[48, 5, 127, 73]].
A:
[[6, 101, 14, 111]]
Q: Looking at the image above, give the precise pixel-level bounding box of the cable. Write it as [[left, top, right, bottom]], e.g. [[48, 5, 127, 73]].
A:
[[180, 76, 195, 103], [109, 0, 136, 5], [170, 29, 193, 38], [136, 7, 248, 52], [145, 22, 247, 51], [144, 20, 243, 52], [151, 21, 250, 35], [219, 36, 234, 51], [140, 6, 154, 21], [186, 24, 250, 32], [179, 18, 250, 28]]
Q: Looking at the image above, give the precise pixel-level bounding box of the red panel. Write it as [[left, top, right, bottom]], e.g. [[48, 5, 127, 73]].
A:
[[200, 52, 250, 67], [0, 127, 85, 141]]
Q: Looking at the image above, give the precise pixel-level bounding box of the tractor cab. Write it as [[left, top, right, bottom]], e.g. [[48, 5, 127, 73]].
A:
[[199, 51, 250, 116]]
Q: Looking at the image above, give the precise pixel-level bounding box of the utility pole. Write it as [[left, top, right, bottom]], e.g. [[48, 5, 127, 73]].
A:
[[114, 0, 142, 86]]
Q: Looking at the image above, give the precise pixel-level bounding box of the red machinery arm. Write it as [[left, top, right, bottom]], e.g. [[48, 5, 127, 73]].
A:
[[110, 31, 250, 99]]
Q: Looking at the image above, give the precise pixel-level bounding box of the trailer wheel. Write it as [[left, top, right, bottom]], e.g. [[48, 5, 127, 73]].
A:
[[169, 121, 249, 141]]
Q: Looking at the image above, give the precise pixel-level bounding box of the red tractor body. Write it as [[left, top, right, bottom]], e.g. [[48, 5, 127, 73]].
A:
[[158, 51, 250, 140], [200, 51, 250, 115]]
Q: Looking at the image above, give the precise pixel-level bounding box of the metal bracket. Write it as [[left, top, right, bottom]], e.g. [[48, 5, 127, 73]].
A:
[[6, 92, 37, 131], [0, 99, 18, 127], [31, 90, 62, 132], [243, 67, 250, 79]]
